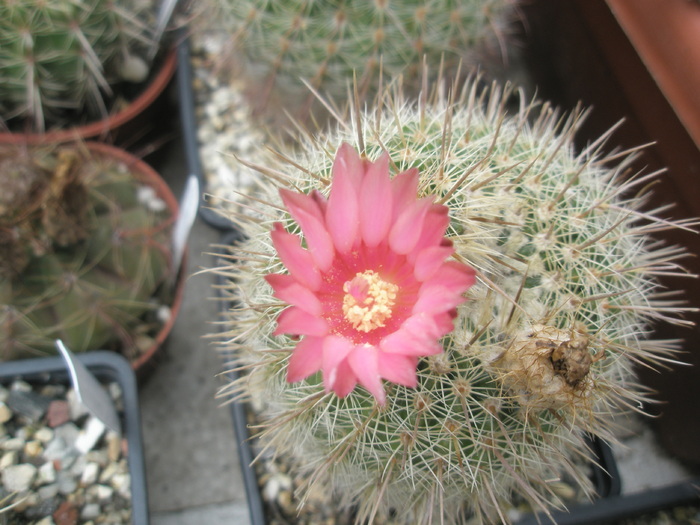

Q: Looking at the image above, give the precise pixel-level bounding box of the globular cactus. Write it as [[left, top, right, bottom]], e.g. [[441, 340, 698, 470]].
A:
[[216, 77, 695, 523], [0, 0, 156, 132], [1, 143, 174, 361], [207, 0, 514, 115]]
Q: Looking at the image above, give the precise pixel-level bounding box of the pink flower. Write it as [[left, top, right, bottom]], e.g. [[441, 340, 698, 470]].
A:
[[266, 143, 476, 404]]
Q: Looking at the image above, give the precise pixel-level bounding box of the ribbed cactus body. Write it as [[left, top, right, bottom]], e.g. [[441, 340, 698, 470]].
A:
[[1, 144, 173, 360], [0, 0, 155, 131], [214, 0, 512, 105], [219, 79, 693, 523]]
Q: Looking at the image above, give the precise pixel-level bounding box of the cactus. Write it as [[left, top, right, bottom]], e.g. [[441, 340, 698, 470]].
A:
[[206, 0, 514, 115], [1, 142, 175, 361], [0, 0, 157, 132], [215, 75, 696, 524]]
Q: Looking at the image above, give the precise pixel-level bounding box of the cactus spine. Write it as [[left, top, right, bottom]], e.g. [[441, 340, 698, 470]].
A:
[[0, 0, 156, 132], [216, 77, 695, 523], [1, 143, 174, 361]]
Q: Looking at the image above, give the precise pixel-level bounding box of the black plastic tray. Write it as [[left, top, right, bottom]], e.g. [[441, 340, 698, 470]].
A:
[[176, 34, 237, 232], [0, 351, 149, 525]]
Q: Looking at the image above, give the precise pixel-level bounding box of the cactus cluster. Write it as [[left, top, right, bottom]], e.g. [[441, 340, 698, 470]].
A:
[[216, 76, 694, 523], [1, 143, 175, 361], [0, 0, 157, 132], [208, 0, 514, 113]]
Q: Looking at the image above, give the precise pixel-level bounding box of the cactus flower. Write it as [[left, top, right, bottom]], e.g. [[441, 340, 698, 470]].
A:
[[266, 143, 476, 404]]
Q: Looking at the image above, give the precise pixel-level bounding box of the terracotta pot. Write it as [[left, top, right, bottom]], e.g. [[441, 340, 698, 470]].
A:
[[84, 142, 185, 378], [0, 48, 177, 147], [517, 0, 700, 467]]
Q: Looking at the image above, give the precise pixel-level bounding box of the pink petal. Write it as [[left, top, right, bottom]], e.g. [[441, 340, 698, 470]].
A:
[[265, 276, 322, 315], [380, 326, 443, 357], [348, 344, 385, 404], [322, 335, 355, 392], [413, 245, 455, 281], [377, 352, 418, 387], [331, 360, 357, 398], [390, 168, 419, 219], [420, 260, 476, 294], [389, 197, 432, 254], [412, 285, 466, 315], [280, 189, 335, 271], [326, 145, 362, 253], [271, 223, 322, 290], [359, 153, 393, 248], [265, 273, 296, 292], [412, 205, 450, 254], [274, 307, 328, 337], [287, 336, 324, 382]]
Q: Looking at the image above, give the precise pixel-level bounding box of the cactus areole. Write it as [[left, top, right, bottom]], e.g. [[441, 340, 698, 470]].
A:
[[218, 77, 695, 523]]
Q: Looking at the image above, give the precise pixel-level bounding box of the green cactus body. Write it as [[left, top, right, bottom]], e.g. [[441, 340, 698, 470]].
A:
[[0, 0, 155, 131], [211, 0, 513, 110], [218, 77, 695, 523], [0, 144, 174, 360]]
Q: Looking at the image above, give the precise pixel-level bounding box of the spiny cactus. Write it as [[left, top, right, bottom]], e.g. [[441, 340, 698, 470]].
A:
[[1, 143, 175, 361], [0, 0, 156, 132], [207, 0, 514, 115], [215, 76, 695, 523]]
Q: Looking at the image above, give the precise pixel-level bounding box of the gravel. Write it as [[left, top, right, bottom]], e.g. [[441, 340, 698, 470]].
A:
[[0, 379, 132, 524]]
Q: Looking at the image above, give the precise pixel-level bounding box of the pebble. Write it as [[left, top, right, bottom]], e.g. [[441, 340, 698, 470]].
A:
[[0, 401, 12, 423], [2, 463, 38, 492], [46, 399, 72, 428]]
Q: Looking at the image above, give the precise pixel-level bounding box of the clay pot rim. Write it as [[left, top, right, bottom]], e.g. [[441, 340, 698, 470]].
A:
[[0, 49, 177, 145], [607, 0, 700, 149]]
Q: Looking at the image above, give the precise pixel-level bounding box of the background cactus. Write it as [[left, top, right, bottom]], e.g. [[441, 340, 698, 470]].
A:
[[1, 142, 175, 361], [215, 75, 696, 523], [203, 0, 515, 118], [0, 0, 157, 132]]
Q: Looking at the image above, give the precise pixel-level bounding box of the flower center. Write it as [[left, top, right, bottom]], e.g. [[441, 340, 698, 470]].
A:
[[342, 270, 398, 332]]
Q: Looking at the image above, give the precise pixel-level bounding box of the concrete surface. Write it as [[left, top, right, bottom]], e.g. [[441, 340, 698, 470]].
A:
[[139, 135, 251, 524]]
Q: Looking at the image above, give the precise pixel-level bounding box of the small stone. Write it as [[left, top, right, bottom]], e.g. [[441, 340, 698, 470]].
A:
[[1, 450, 17, 469], [92, 484, 114, 501], [53, 500, 79, 525], [46, 400, 72, 428], [35, 426, 54, 443], [111, 472, 131, 498], [80, 502, 101, 521], [38, 483, 60, 500], [56, 470, 78, 495], [106, 432, 122, 462], [2, 463, 37, 492], [24, 439, 43, 458], [1, 437, 25, 451], [7, 388, 51, 422], [0, 401, 11, 423], [80, 462, 100, 485], [38, 461, 57, 484], [35, 517, 55, 525], [75, 417, 106, 454]]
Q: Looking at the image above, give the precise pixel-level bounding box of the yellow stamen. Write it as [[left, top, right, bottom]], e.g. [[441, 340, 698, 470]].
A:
[[342, 270, 398, 332]]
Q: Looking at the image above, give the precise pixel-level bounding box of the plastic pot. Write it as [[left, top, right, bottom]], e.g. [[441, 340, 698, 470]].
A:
[[0, 351, 149, 525], [176, 35, 238, 232]]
